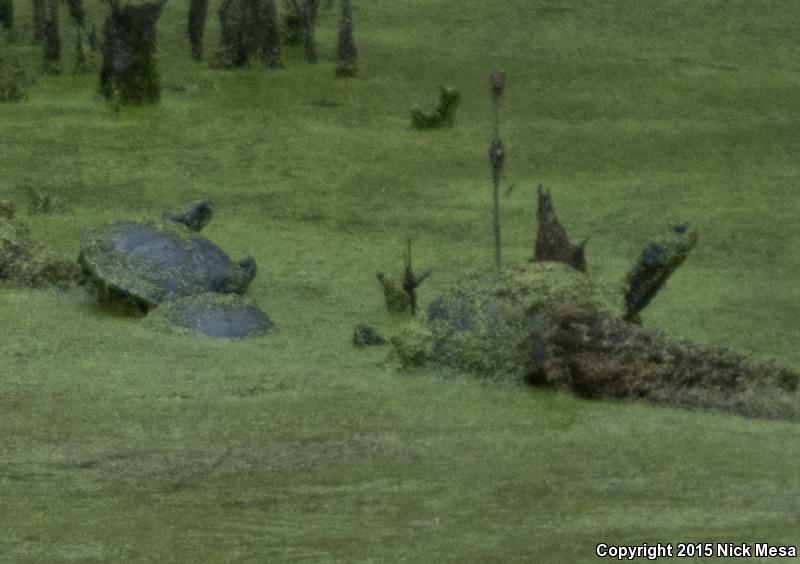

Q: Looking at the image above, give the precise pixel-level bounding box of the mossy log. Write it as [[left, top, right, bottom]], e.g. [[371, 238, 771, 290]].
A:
[[537, 303, 798, 420]]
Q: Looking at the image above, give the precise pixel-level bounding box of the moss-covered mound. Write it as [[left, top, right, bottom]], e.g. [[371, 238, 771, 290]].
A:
[[0, 208, 82, 288], [392, 262, 623, 379]]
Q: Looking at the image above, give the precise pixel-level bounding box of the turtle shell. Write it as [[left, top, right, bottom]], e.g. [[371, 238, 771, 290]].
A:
[[151, 293, 276, 338], [79, 220, 251, 310]]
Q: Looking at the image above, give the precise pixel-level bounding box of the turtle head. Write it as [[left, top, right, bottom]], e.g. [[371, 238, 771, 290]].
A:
[[165, 200, 214, 232], [235, 256, 257, 293]]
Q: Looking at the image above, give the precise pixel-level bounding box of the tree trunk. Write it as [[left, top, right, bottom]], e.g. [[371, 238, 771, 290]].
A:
[[64, 0, 85, 28], [187, 0, 208, 61], [0, 0, 13, 31], [531, 186, 586, 271], [99, 0, 166, 103], [33, 0, 47, 42], [335, 0, 357, 77], [259, 0, 281, 67], [302, 0, 319, 63], [42, 0, 61, 72]]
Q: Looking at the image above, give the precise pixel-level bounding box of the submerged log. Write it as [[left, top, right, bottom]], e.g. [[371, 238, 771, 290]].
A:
[[531, 186, 587, 272]]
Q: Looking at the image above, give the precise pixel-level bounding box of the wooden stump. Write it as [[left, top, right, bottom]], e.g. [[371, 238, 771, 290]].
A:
[[531, 186, 586, 272]]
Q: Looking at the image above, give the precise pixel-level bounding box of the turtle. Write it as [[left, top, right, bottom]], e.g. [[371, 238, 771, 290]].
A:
[[79, 201, 257, 313], [387, 219, 800, 420], [391, 222, 700, 380], [148, 293, 276, 338]]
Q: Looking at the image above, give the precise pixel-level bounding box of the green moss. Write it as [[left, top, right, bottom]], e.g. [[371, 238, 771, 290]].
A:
[[0, 216, 34, 279], [486, 261, 624, 316], [0, 216, 82, 288], [0, 55, 29, 102], [389, 320, 434, 369], [392, 262, 624, 380]]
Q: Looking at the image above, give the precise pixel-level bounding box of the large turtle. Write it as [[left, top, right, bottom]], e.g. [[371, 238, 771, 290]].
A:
[[79, 201, 257, 313], [389, 203, 799, 419]]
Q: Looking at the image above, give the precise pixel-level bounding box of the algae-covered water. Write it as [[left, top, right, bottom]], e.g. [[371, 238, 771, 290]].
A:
[[1, 1, 799, 561]]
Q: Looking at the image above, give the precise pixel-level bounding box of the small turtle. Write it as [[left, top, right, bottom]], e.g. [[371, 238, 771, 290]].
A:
[[150, 293, 276, 338], [79, 201, 256, 313]]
